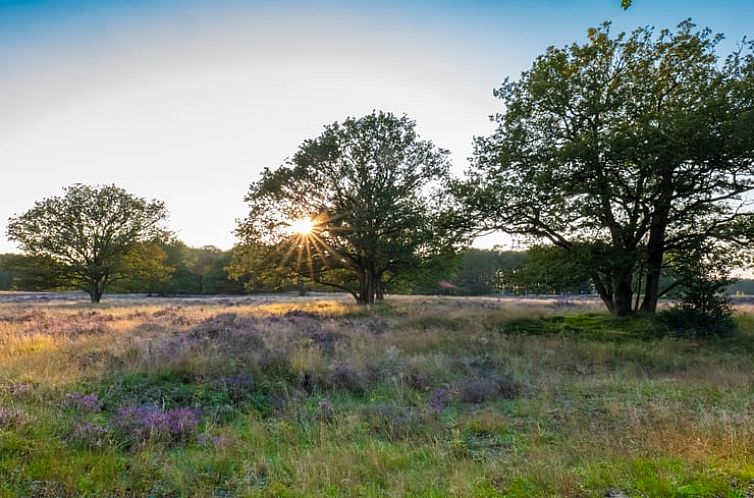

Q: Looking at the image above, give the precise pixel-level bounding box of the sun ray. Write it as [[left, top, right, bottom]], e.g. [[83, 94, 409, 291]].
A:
[[304, 237, 316, 280], [278, 235, 302, 269]]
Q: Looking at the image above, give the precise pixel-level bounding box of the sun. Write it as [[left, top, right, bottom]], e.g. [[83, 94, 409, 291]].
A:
[[288, 218, 315, 236]]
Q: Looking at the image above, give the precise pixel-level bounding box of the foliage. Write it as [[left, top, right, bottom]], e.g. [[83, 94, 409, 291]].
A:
[[0, 253, 66, 291], [653, 305, 737, 338], [140, 241, 245, 295], [113, 405, 201, 447], [108, 242, 174, 294], [458, 21, 754, 316], [654, 243, 738, 337], [503, 244, 593, 294], [0, 254, 15, 290], [233, 111, 461, 304], [451, 248, 523, 295], [6, 184, 170, 302]]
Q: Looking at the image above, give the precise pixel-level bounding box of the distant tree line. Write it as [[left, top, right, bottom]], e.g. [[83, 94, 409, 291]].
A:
[[0, 242, 244, 297]]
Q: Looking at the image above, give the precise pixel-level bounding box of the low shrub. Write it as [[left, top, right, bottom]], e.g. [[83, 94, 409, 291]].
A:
[[406, 370, 431, 391], [113, 405, 201, 447], [68, 422, 110, 449], [64, 392, 101, 413], [426, 387, 451, 415], [361, 402, 421, 440], [0, 407, 33, 428], [327, 362, 367, 394], [457, 378, 520, 404], [213, 373, 254, 404], [652, 306, 737, 337]]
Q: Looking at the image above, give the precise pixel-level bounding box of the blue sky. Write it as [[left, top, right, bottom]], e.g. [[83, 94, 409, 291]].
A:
[[0, 0, 752, 251]]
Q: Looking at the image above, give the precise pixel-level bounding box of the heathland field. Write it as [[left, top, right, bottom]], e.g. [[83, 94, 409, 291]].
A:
[[1, 294, 754, 497]]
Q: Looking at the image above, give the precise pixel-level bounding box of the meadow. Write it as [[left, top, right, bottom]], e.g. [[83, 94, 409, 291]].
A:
[[1, 294, 754, 498]]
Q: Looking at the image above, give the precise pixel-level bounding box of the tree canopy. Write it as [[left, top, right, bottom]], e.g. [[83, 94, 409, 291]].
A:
[[7, 184, 170, 302], [457, 21, 754, 315], [233, 111, 459, 304]]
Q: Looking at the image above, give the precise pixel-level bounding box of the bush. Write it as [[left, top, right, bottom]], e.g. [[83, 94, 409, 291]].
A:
[[656, 244, 738, 337], [653, 306, 737, 338], [68, 422, 110, 449], [327, 362, 367, 394], [113, 405, 201, 447], [361, 403, 421, 440], [457, 377, 520, 404], [654, 275, 737, 338]]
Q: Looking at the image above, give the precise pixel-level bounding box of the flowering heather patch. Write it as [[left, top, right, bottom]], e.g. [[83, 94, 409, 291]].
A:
[[0, 406, 32, 428], [113, 405, 201, 446], [192, 312, 260, 337], [302, 329, 346, 355], [327, 362, 367, 393], [19, 310, 114, 337], [286, 313, 324, 333], [457, 377, 521, 404], [178, 313, 267, 355], [69, 422, 109, 449], [406, 370, 431, 391], [426, 387, 451, 415], [64, 392, 101, 413], [150, 306, 194, 327], [0, 309, 48, 324]]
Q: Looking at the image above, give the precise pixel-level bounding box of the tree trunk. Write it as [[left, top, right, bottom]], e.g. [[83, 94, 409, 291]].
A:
[[612, 269, 634, 317], [366, 265, 377, 304], [641, 255, 662, 313], [640, 232, 665, 313], [357, 272, 368, 304], [89, 279, 103, 303], [356, 269, 376, 305], [591, 273, 615, 314], [640, 220, 669, 313], [641, 181, 672, 313]]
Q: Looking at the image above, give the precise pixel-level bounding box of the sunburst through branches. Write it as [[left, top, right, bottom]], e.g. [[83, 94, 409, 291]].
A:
[[279, 216, 344, 282]]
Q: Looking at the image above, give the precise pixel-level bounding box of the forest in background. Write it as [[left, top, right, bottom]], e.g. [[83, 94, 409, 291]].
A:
[[2, 245, 751, 297]]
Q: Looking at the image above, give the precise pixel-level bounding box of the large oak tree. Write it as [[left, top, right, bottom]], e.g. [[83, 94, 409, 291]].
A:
[[458, 21, 754, 315], [233, 111, 458, 304], [7, 184, 170, 303]]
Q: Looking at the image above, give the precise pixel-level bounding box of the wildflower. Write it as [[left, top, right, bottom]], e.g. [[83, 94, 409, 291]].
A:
[[64, 392, 101, 413], [113, 405, 200, 445]]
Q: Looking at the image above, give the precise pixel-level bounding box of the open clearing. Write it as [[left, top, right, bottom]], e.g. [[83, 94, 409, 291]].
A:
[[1, 294, 754, 497]]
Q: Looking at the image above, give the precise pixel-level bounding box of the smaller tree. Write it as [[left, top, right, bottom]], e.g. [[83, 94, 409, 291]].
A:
[[7, 184, 169, 303]]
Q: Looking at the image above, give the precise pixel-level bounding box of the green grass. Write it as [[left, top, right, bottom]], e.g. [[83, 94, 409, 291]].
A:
[[1, 297, 754, 497]]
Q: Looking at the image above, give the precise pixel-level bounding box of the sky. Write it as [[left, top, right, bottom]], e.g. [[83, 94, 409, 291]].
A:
[[0, 0, 752, 253]]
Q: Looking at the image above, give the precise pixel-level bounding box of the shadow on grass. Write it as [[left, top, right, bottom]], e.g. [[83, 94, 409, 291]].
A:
[[501, 313, 652, 342], [501, 311, 754, 351]]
